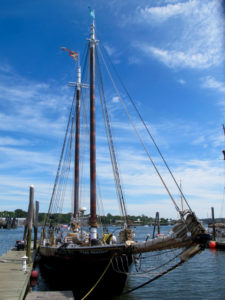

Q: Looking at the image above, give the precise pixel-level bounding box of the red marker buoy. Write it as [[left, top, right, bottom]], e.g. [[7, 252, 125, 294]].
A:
[[30, 279, 38, 287], [31, 270, 39, 279], [209, 241, 216, 249]]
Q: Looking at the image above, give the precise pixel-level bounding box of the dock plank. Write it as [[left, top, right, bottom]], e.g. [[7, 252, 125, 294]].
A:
[[0, 249, 34, 300], [25, 291, 74, 300]]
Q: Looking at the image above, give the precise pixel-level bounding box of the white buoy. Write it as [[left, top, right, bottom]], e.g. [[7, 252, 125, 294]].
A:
[[21, 255, 28, 271]]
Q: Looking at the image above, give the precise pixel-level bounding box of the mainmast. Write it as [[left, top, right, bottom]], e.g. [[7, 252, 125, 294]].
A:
[[74, 64, 81, 219], [89, 19, 98, 239]]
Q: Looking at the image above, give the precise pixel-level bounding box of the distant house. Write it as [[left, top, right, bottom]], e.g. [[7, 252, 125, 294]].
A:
[[17, 218, 26, 226], [134, 218, 142, 225], [115, 219, 123, 224]]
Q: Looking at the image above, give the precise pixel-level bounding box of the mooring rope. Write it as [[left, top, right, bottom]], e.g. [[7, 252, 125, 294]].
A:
[[123, 246, 202, 294], [81, 257, 113, 300], [123, 259, 184, 294]]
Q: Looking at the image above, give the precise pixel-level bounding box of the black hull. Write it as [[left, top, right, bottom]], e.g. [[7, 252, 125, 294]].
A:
[[38, 244, 132, 299]]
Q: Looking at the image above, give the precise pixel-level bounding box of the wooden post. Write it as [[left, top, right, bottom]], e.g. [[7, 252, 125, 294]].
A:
[[23, 223, 28, 241], [39, 226, 46, 244], [157, 212, 160, 235], [26, 186, 34, 262], [211, 207, 216, 240], [43, 227, 46, 239], [50, 228, 55, 246], [23, 198, 30, 241], [153, 212, 160, 238], [33, 200, 39, 250]]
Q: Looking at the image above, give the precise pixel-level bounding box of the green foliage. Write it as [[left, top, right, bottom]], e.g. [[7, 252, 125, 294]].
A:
[[97, 214, 166, 225], [0, 209, 175, 226], [57, 213, 71, 224], [38, 213, 47, 223], [14, 209, 27, 218], [160, 218, 169, 225], [0, 209, 27, 218]]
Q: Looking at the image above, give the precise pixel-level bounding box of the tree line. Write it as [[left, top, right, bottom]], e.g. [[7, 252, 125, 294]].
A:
[[0, 209, 173, 225]]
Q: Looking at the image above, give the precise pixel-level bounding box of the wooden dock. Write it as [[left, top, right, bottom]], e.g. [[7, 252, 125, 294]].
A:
[[25, 291, 74, 300], [0, 248, 74, 300], [0, 249, 34, 300]]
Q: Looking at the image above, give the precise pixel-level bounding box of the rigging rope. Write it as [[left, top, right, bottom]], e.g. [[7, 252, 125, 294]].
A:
[[79, 47, 90, 212], [44, 91, 76, 226], [44, 45, 90, 225], [100, 45, 192, 214], [46, 44, 92, 225], [96, 47, 128, 225], [98, 46, 181, 215]]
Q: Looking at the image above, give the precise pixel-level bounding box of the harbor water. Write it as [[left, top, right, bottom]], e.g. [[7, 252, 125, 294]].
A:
[[0, 226, 225, 300]]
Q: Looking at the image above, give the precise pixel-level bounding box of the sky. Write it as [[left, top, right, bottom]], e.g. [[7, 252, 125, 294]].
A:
[[0, 0, 225, 219]]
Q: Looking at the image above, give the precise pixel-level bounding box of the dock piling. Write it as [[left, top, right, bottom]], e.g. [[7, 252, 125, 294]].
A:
[[26, 185, 34, 262], [34, 200, 39, 250], [211, 207, 216, 240]]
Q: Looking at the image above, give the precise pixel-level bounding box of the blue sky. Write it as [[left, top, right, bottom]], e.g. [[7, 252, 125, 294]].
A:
[[0, 0, 225, 219]]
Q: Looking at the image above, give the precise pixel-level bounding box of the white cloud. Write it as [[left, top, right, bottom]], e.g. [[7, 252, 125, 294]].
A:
[[202, 76, 225, 93], [138, 45, 215, 69], [0, 65, 74, 211], [95, 136, 224, 218], [139, 1, 196, 23], [133, 0, 225, 69], [191, 135, 205, 146], [0, 60, 223, 218], [112, 96, 120, 103], [201, 76, 225, 118], [102, 153, 224, 218], [128, 56, 141, 65], [104, 44, 117, 56], [0, 146, 57, 169], [0, 67, 71, 137], [0, 137, 28, 146], [103, 44, 121, 64], [178, 79, 186, 85], [0, 116, 223, 218], [0, 63, 14, 73], [0, 174, 54, 211]]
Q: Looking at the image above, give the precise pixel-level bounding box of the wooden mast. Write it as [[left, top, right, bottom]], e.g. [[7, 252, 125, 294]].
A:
[[89, 20, 98, 238], [74, 65, 81, 218]]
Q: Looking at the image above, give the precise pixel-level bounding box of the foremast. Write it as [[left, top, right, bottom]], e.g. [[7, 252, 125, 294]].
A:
[[89, 20, 98, 240], [74, 64, 81, 219]]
